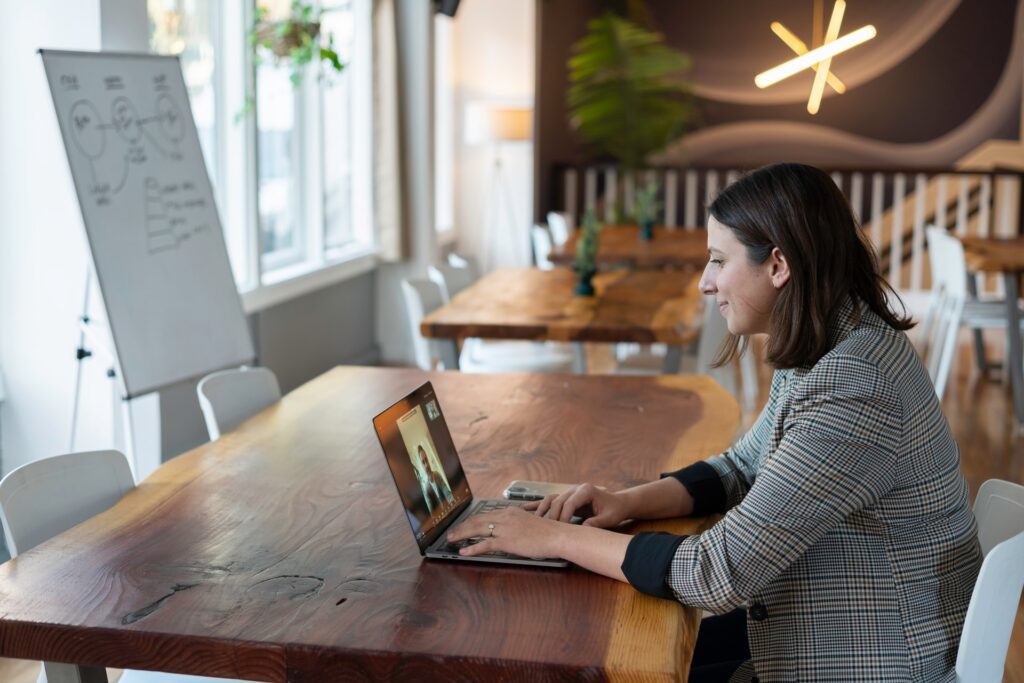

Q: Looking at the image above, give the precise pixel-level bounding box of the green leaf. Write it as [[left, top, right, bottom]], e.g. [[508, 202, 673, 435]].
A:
[[566, 9, 695, 169], [320, 47, 345, 73]]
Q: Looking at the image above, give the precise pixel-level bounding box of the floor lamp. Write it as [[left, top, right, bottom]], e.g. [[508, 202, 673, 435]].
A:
[[465, 103, 532, 272]]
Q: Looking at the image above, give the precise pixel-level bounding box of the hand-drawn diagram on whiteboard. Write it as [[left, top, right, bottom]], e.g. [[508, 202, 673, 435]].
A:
[[60, 72, 210, 252]]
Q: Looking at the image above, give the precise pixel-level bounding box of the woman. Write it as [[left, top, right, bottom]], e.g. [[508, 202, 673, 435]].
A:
[[448, 163, 982, 682]]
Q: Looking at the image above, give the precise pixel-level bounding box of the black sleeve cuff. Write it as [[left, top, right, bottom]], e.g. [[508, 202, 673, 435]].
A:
[[661, 461, 726, 516], [621, 532, 687, 600]]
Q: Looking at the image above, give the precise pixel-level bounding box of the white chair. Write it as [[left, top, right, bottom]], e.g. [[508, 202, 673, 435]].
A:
[[401, 277, 575, 373], [955, 479, 1024, 682], [531, 224, 555, 270], [921, 229, 968, 399], [197, 367, 281, 441], [546, 211, 574, 247], [429, 253, 481, 300], [923, 226, 1024, 388], [0, 450, 244, 683], [428, 264, 473, 302], [616, 296, 759, 408], [446, 252, 480, 278]]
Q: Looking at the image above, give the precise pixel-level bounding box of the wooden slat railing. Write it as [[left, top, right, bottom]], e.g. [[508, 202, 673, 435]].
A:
[[551, 164, 1024, 296]]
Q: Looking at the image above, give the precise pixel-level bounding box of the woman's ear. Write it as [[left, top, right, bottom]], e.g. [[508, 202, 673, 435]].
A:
[[769, 247, 791, 289]]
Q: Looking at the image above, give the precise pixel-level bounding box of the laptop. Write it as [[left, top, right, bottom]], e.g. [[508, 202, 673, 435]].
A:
[[372, 381, 570, 568]]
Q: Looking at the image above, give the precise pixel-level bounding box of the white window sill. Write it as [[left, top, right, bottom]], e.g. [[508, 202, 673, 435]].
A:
[[240, 246, 378, 313]]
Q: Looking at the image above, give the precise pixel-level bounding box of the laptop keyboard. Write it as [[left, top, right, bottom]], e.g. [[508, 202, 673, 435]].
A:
[[440, 499, 525, 557]]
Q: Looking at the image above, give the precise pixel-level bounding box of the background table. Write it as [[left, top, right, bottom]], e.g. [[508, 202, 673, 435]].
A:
[[549, 225, 708, 269], [961, 236, 1024, 426], [0, 367, 739, 682], [421, 267, 704, 373]]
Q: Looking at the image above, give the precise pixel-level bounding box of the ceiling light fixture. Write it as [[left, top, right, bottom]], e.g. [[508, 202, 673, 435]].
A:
[[755, 0, 876, 114]]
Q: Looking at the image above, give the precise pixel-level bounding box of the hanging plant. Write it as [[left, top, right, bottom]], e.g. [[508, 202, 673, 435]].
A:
[[238, 1, 346, 119], [566, 10, 695, 170]]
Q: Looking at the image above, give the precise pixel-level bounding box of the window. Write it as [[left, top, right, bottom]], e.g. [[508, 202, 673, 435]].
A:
[[434, 13, 455, 240], [149, 0, 375, 303]]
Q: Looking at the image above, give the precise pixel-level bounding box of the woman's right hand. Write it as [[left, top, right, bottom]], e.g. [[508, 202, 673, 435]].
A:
[[526, 483, 630, 528]]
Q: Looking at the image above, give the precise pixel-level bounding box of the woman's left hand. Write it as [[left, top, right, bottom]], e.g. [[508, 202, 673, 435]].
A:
[[446, 506, 569, 559]]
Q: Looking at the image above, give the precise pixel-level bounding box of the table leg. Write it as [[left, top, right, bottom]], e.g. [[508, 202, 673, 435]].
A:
[[439, 340, 460, 370], [662, 345, 683, 374], [1003, 272, 1024, 427], [572, 343, 586, 374], [43, 662, 108, 682]]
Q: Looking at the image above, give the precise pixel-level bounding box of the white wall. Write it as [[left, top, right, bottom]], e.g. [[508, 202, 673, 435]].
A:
[[0, 1, 117, 475], [452, 0, 535, 271]]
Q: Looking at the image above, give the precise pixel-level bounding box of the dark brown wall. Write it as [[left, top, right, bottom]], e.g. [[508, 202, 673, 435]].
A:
[[535, 0, 1022, 220]]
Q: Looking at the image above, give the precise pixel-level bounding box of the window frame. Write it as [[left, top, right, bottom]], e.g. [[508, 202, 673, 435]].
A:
[[150, 0, 378, 312]]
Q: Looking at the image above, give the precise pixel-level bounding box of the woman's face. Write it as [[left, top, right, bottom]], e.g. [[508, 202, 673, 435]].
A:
[[699, 217, 788, 336]]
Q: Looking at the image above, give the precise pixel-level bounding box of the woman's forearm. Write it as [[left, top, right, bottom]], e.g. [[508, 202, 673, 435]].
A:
[[553, 523, 631, 582], [618, 476, 694, 520]]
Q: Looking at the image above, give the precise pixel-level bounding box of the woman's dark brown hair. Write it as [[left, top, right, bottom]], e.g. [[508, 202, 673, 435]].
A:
[[710, 162, 913, 369]]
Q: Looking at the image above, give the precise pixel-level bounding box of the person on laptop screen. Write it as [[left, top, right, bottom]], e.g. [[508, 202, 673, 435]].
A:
[[448, 163, 981, 683]]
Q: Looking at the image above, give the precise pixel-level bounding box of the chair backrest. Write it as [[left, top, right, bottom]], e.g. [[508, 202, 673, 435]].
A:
[[447, 252, 481, 280], [692, 294, 740, 394], [197, 366, 281, 441], [401, 278, 447, 371], [956, 479, 1024, 682], [428, 260, 477, 303], [973, 479, 1024, 555], [546, 211, 574, 247], [0, 450, 135, 557], [922, 228, 967, 399], [532, 224, 554, 270]]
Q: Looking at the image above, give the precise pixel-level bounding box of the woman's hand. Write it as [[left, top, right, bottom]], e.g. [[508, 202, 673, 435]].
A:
[[527, 483, 631, 528], [446, 506, 568, 559]]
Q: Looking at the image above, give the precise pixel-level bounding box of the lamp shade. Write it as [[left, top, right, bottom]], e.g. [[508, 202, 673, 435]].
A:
[[465, 103, 533, 144]]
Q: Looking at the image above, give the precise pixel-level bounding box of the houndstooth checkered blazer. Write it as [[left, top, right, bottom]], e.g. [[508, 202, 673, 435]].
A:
[[652, 300, 980, 682]]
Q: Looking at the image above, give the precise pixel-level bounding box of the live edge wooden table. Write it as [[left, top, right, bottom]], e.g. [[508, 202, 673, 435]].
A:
[[960, 236, 1024, 427], [0, 366, 739, 682], [421, 267, 704, 374], [549, 226, 708, 270]]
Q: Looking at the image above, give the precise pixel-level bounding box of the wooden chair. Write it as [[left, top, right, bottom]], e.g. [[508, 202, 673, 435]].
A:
[[197, 367, 281, 441], [0, 450, 246, 683], [956, 479, 1024, 682]]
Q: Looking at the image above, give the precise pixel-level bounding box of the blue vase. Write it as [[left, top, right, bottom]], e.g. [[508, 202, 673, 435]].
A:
[[640, 218, 655, 241], [575, 270, 596, 296]]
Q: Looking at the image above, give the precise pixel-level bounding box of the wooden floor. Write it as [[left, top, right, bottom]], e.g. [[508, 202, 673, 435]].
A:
[[1, 331, 1021, 681]]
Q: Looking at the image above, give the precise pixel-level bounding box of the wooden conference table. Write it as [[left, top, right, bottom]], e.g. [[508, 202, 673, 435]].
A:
[[960, 236, 1024, 426], [0, 366, 739, 681], [549, 225, 708, 270], [421, 267, 704, 374]]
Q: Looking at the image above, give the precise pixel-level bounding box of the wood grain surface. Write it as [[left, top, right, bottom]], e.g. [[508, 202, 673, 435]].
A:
[[420, 267, 704, 346], [550, 226, 708, 270], [961, 236, 1024, 273], [0, 367, 739, 682]]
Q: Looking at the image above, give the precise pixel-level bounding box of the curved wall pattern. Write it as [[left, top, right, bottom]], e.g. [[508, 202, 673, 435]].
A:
[[535, 0, 1023, 218]]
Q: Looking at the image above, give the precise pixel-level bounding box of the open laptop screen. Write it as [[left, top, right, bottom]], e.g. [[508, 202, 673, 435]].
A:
[[372, 381, 472, 552]]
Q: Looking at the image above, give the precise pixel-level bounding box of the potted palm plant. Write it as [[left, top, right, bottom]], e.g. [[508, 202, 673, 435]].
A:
[[566, 6, 693, 220], [633, 179, 661, 241]]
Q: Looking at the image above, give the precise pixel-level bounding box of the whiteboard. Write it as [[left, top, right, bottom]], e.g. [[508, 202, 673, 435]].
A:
[[41, 49, 254, 398]]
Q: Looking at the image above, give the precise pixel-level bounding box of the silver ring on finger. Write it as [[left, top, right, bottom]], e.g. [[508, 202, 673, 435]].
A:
[[488, 523, 495, 537]]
